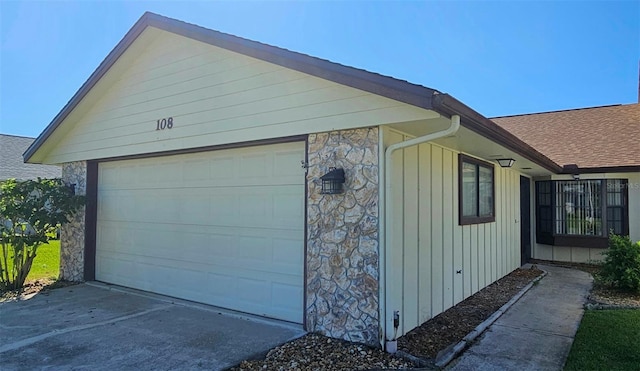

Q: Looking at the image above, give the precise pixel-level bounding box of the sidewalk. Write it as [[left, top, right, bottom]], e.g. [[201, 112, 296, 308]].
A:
[[448, 264, 593, 371]]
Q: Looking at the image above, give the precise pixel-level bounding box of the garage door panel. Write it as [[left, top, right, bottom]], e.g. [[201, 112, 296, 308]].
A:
[[240, 153, 269, 177], [96, 142, 304, 323], [96, 255, 135, 285], [99, 222, 303, 267], [178, 194, 212, 223], [274, 193, 305, 223], [183, 157, 210, 177], [97, 248, 303, 322], [273, 282, 303, 309], [273, 237, 304, 267]]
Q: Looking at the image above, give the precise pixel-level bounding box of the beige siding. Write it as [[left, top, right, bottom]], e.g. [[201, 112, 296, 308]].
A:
[[532, 172, 640, 263], [384, 127, 522, 336], [40, 28, 438, 164]]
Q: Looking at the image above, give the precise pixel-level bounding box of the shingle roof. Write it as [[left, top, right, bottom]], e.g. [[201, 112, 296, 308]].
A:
[[0, 134, 61, 181], [492, 103, 640, 170]]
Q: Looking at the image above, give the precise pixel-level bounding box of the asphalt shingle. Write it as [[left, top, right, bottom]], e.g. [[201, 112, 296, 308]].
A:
[[492, 103, 640, 169], [0, 134, 61, 181]]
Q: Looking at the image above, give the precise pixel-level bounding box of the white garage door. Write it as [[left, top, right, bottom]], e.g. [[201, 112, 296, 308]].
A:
[[95, 142, 305, 323]]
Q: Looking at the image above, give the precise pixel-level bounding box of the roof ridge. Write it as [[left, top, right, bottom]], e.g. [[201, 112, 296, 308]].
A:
[[490, 103, 626, 119], [0, 133, 36, 140]]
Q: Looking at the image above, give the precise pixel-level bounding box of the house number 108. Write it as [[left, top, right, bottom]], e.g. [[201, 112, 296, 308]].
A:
[[156, 117, 174, 130]]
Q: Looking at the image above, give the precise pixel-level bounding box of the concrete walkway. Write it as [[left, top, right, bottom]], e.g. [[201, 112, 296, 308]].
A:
[[448, 264, 593, 371]]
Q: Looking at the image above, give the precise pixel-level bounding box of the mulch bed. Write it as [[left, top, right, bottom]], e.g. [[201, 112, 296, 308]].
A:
[[397, 266, 543, 360], [588, 284, 640, 308], [230, 333, 414, 371], [232, 267, 543, 370]]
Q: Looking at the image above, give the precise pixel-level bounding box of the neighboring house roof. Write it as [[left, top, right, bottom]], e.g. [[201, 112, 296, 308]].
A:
[[0, 134, 61, 180], [24, 12, 561, 173], [492, 103, 640, 172]]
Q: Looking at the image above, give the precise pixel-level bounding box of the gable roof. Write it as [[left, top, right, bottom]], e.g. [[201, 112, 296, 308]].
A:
[[0, 134, 61, 181], [492, 103, 640, 172], [24, 12, 561, 173]]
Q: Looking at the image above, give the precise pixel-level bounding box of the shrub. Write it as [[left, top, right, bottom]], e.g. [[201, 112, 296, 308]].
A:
[[599, 233, 640, 292], [0, 178, 85, 290]]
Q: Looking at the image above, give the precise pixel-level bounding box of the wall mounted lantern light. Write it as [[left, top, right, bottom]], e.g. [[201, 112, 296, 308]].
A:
[[496, 158, 516, 168], [320, 167, 345, 194]]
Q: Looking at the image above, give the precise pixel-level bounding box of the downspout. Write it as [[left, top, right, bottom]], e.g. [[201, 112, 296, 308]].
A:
[[379, 114, 460, 349]]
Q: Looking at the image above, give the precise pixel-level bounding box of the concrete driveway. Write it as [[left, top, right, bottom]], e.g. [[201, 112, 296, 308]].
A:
[[0, 283, 304, 370]]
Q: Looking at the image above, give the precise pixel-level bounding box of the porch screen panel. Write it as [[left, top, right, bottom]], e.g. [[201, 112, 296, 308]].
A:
[[554, 180, 602, 236], [535, 181, 553, 244], [606, 179, 628, 235]]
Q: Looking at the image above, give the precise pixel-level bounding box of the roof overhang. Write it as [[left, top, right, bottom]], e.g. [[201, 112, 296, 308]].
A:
[[561, 165, 640, 174], [24, 12, 563, 175]]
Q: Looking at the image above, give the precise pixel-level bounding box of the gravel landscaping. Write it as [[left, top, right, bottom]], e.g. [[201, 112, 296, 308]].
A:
[[230, 333, 415, 371], [231, 267, 544, 370]]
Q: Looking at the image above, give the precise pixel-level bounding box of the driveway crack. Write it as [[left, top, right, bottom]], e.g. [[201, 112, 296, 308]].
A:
[[0, 304, 172, 353]]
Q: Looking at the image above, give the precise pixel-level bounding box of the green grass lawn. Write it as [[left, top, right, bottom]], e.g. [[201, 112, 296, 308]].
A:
[[1, 240, 60, 282], [564, 309, 640, 370]]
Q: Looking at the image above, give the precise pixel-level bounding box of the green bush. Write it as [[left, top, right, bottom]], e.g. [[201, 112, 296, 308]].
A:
[[0, 178, 84, 290], [599, 233, 640, 292]]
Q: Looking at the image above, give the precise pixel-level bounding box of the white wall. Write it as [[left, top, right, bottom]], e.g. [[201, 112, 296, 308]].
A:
[[384, 127, 522, 337], [533, 172, 640, 263], [39, 28, 438, 164]]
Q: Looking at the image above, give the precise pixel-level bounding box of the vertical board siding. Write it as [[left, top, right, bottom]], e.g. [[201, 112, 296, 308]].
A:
[[441, 151, 455, 311], [452, 152, 464, 305], [484, 224, 492, 285], [477, 224, 486, 291], [462, 225, 472, 298], [430, 146, 444, 320], [470, 224, 479, 294], [403, 143, 419, 332], [385, 128, 521, 337], [500, 170, 509, 277], [417, 143, 432, 324], [495, 170, 504, 279]]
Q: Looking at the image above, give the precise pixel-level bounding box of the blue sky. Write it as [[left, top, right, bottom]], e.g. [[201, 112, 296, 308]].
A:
[[1, 1, 638, 138]]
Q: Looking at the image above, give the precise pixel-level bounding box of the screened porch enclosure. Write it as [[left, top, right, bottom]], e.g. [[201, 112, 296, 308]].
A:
[[536, 179, 628, 242]]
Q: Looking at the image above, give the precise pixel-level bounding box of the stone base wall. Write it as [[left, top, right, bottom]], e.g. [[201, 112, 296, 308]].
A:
[[306, 128, 380, 345], [60, 161, 87, 281]]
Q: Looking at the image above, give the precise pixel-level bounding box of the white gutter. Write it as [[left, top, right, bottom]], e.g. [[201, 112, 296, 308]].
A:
[[378, 114, 460, 349]]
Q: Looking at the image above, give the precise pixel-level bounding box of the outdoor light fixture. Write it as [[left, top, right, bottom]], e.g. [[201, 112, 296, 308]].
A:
[[67, 183, 77, 195], [563, 164, 580, 181], [320, 167, 345, 194], [496, 158, 516, 168]]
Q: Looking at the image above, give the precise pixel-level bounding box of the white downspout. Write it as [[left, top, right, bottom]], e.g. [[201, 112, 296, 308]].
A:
[[378, 114, 460, 349]]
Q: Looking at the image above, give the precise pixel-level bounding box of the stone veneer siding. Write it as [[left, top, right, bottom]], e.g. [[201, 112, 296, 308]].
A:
[[60, 161, 87, 281], [306, 127, 380, 345]]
